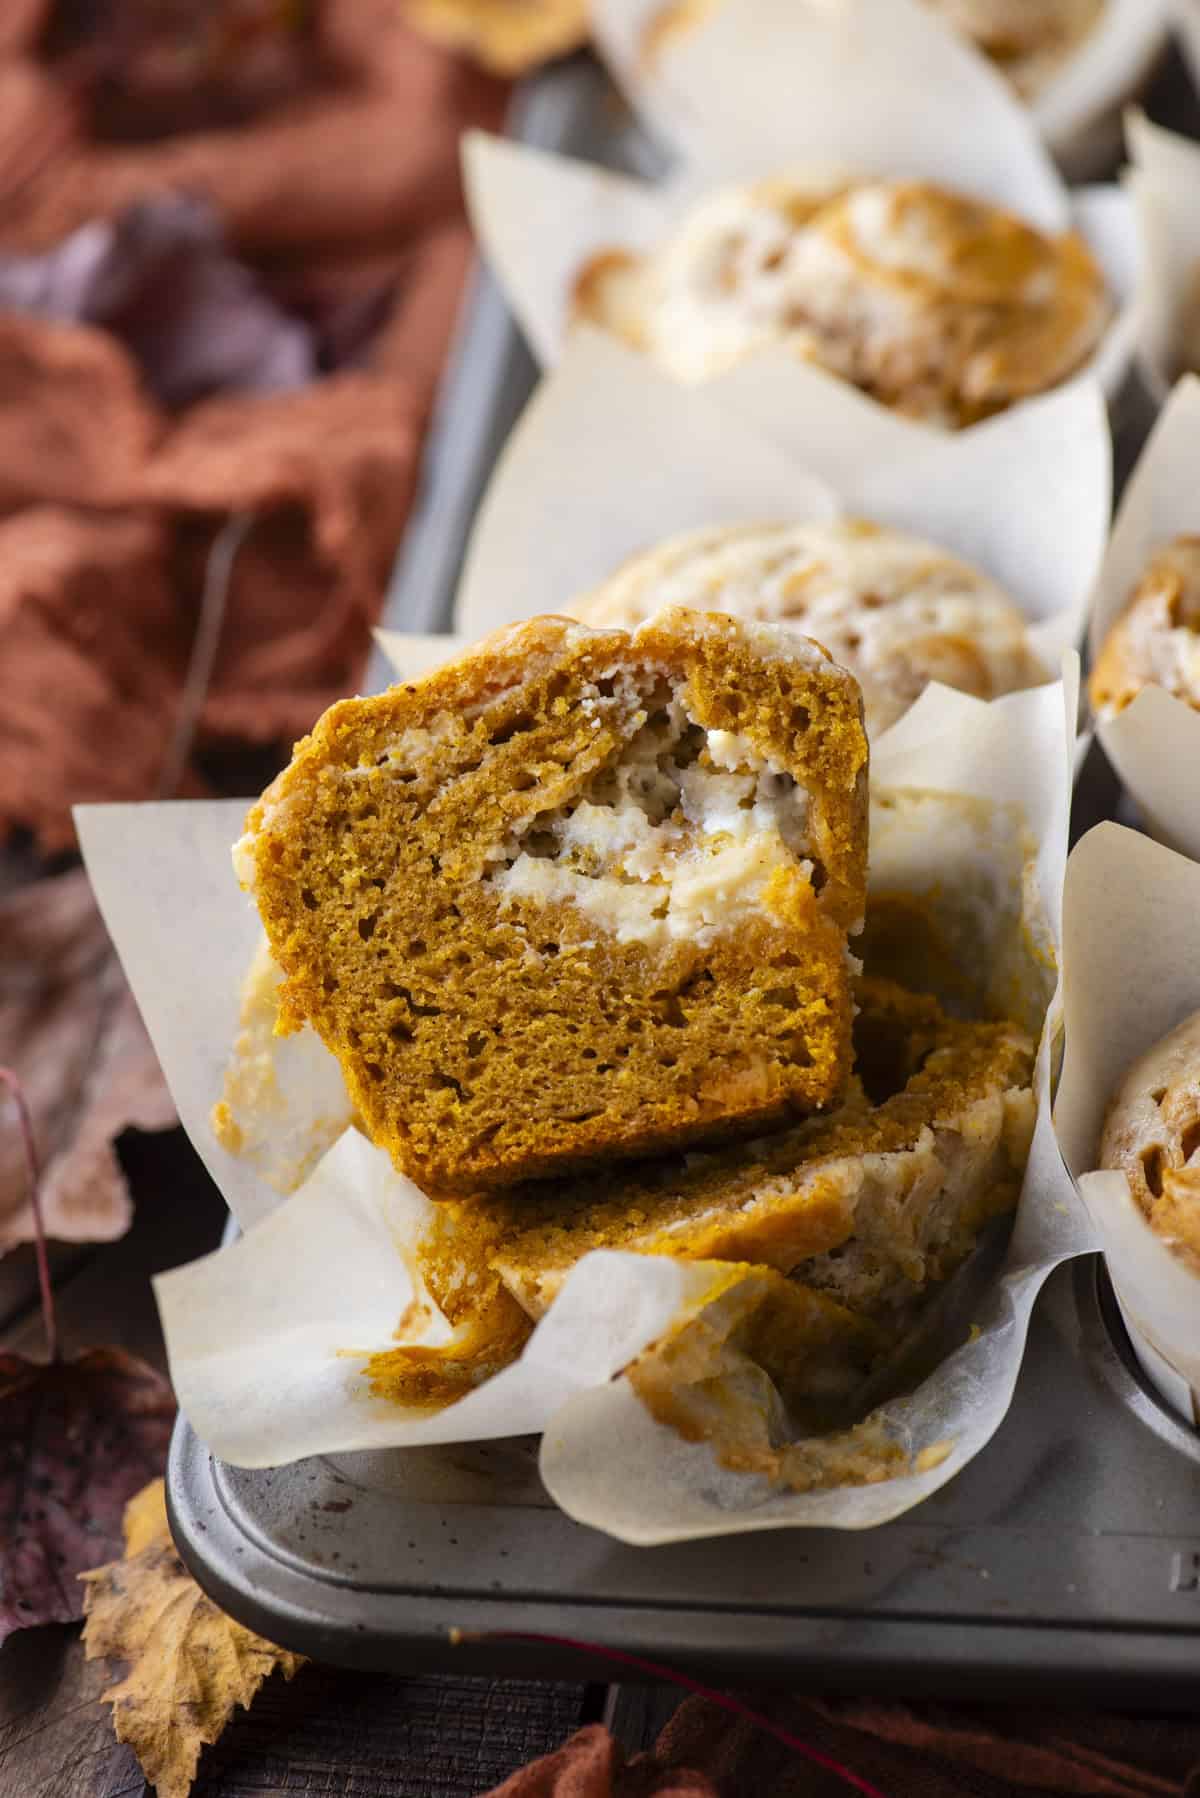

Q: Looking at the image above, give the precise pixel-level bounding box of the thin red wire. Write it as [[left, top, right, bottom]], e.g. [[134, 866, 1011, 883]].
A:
[[0, 1066, 55, 1363], [452, 1628, 890, 1798]]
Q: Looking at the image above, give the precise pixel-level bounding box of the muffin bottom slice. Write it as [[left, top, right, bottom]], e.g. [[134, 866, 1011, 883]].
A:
[[238, 609, 868, 1195], [428, 977, 1035, 1326]]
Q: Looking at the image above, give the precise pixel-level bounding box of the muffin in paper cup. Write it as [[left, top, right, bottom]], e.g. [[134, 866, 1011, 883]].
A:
[[421, 333, 1109, 741], [1057, 821, 1200, 1426], [72, 646, 1091, 1542], [1086, 373, 1200, 858], [1124, 110, 1200, 409], [463, 0, 1139, 430]]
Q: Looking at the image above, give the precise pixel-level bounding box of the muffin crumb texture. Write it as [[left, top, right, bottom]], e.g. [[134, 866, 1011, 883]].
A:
[[241, 609, 868, 1195]]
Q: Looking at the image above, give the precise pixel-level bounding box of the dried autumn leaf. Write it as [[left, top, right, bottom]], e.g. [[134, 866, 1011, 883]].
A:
[[402, 0, 589, 74], [82, 1478, 306, 1798], [0, 867, 177, 1254], [0, 1346, 175, 1643]]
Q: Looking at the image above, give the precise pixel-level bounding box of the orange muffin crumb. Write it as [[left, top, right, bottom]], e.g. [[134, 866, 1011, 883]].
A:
[[238, 609, 868, 1196]]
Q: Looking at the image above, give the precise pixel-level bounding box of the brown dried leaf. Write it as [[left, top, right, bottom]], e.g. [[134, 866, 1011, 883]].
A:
[[0, 1346, 175, 1643], [0, 867, 177, 1254], [82, 1478, 306, 1798], [401, 0, 589, 74]]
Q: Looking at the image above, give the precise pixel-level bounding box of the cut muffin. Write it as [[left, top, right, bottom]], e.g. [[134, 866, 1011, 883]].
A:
[[569, 519, 1047, 736], [1089, 536, 1200, 721], [237, 609, 868, 1196], [1100, 1008, 1200, 1277], [574, 175, 1110, 425], [423, 977, 1035, 1323]]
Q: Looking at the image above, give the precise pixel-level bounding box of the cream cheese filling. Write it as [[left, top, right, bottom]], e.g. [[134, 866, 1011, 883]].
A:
[[490, 715, 817, 950]]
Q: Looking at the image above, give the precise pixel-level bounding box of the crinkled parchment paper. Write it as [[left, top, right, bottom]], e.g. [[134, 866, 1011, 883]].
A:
[[1087, 373, 1200, 859], [1057, 822, 1200, 1423], [462, 0, 1139, 403], [590, 0, 1169, 177], [1124, 111, 1200, 402]]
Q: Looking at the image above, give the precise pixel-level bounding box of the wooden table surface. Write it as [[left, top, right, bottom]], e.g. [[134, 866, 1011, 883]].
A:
[[0, 1131, 624, 1798]]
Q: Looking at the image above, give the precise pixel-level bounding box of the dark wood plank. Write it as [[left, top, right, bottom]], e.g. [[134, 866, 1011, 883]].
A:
[[1, 1128, 227, 1798], [1, 1128, 227, 1368], [192, 1668, 587, 1797], [0, 1246, 91, 1340], [0, 1626, 144, 1798], [1, 1637, 589, 1798], [605, 1684, 679, 1756]]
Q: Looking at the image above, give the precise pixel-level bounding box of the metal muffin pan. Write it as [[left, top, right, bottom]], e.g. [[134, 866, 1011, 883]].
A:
[[169, 1258, 1200, 1702], [169, 53, 1200, 1700]]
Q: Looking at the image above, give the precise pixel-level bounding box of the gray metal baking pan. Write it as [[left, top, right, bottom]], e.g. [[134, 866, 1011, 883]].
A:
[[169, 1260, 1200, 1702], [169, 53, 1200, 1700]]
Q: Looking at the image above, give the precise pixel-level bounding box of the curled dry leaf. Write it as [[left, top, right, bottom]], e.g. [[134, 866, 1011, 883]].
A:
[[82, 1478, 306, 1798], [401, 0, 589, 74], [0, 866, 177, 1254], [0, 1346, 175, 1643]]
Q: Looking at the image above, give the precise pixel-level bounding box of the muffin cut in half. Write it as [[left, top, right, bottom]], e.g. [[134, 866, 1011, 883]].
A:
[[237, 609, 868, 1195]]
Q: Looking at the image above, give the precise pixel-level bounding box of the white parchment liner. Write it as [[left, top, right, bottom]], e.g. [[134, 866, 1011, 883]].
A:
[[463, 0, 1140, 409], [1056, 822, 1200, 1426], [590, 0, 1170, 180], [1087, 374, 1200, 859], [446, 331, 1110, 683], [74, 657, 1091, 1542], [1124, 111, 1200, 405]]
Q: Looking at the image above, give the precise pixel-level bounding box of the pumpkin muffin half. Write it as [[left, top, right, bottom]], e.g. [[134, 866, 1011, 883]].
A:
[[236, 609, 868, 1196]]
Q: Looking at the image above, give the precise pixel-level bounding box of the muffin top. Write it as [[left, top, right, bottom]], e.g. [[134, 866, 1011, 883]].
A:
[[570, 517, 1046, 735], [574, 176, 1110, 426], [1101, 1007, 1200, 1276]]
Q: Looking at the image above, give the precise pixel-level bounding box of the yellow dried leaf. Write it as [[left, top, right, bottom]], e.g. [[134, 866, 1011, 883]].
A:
[[402, 0, 589, 75], [81, 1479, 305, 1798]]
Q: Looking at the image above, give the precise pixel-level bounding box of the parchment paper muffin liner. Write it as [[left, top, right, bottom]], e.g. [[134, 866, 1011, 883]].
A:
[[590, 0, 1170, 181], [1056, 822, 1200, 1426], [444, 330, 1110, 687], [1087, 373, 1200, 859], [463, 0, 1140, 414], [73, 652, 1093, 1542], [1124, 112, 1200, 407]]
